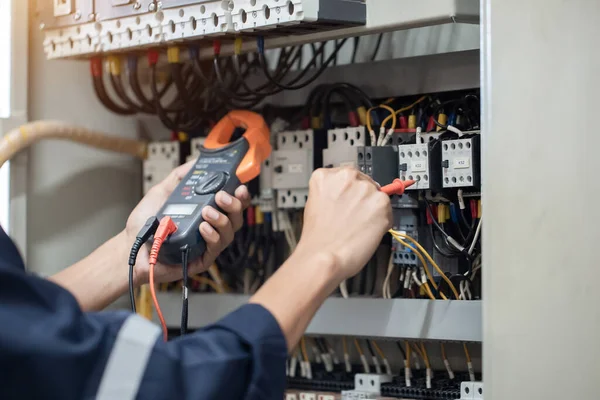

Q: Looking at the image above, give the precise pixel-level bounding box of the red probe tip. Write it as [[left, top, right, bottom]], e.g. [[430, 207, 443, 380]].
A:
[[381, 179, 416, 196]]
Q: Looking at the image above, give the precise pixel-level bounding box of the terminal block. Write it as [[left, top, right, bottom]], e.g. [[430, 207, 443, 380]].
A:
[[441, 136, 481, 189], [186, 137, 206, 162], [323, 126, 366, 169], [273, 129, 326, 209], [392, 211, 419, 266], [398, 141, 442, 191], [357, 146, 398, 186]]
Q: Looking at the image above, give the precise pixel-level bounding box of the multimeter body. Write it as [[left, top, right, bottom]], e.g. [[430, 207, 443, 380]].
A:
[[153, 111, 272, 265]]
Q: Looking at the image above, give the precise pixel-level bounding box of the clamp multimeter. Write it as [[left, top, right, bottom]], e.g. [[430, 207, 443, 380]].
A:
[[154, 110, 272, 265]]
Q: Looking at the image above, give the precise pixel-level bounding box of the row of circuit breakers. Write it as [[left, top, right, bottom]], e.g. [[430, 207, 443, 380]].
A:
[[37, 0, 366, 59], [144, 126, 481, 209]]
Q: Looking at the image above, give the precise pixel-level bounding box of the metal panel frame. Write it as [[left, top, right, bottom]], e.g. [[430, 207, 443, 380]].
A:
[[157, 294, 483, 341]]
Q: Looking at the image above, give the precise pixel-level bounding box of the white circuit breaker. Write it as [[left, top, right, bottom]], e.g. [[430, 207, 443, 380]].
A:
[[272, 129, 324, 209], [398, 143, 441, 191], [143, 141, 180, 194], [323, 126, 366, 169], [441, 136, 481, 189], [186, 137, 206, 163]]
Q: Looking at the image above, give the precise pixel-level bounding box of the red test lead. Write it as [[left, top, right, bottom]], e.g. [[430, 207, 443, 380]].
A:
[[380, 179, 416, 196]]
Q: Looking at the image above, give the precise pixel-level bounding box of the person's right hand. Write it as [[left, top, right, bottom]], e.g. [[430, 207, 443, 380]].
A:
[[297, 167, 392, 282]]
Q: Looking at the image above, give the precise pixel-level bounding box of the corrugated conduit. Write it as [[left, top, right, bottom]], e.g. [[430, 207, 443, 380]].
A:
[[0, 120, 148, 167]]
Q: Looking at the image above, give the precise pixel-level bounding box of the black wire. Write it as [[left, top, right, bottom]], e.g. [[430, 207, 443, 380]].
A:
[[92, 76, 136, 115], [257, 38, 349, 91], [395, 341, 407, 360], [371, 33, 384, 61], [365, 340, 376, 357], [351, 36, 360, 64], [129, 263, 136, 313], [181, 246, 190, 336]]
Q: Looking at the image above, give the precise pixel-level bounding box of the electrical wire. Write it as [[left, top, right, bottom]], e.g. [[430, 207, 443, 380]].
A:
[[371, 33, 384, 61], [390, 230, 460, 299], [181, 246, 190, 336], [381, 96, 428, 128]]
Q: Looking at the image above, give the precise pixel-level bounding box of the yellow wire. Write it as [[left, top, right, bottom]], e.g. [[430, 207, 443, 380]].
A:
[[394, 237, 435, 289], [366, 104, 398, 132], [420, 342, 431, 370], [354, 339, 364, 356], [411, 342, 426, 366], [381, 96, 428, 128], [342, 337, 348, 354], [391, 231, 460, 299], [371, 341, 387, 360], [405, 341, 411, 369], [300, 337, 309, 362], [190, 276, 223, 293], [423, 282, 436, 300], [440, 343, 448, 360], [463, 342, 472, 363]]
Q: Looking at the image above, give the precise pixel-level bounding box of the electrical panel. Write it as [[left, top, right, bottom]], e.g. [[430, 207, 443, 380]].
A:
[[398, 143, 442, 191], [441, 136, 481, 189], [323, 127, 366, 169], [186, 137, 205, 162], [357, 146, 398, 185], [39, 0, 366, 60], [272, 129, 325, 209], [143, 141, 181, 194]]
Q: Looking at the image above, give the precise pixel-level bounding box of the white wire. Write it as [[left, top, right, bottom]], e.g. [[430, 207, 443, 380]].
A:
[[468, 217, 483, 255], [376, 127, 386, 146], [369, 129, 377, 146], [382, 253, 394, 299], [340, 281, 349, 299], [380, 128, 395, 146]]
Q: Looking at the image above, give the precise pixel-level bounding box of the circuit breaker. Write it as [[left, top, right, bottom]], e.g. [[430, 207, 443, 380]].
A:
[[398, 142, 442, 191], [272, 129, 326, 209], [323, 126, 366, 169], [143, 141, 181, 194], [186, 137, 205, 163], [392, 211, 419, 266], [441, 136, 481, 189], [357, 146, 398, 186]]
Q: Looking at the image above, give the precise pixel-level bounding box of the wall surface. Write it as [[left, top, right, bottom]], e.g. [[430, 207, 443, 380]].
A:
[[482, 0, 600, 398], [27, 18, 142, 276]]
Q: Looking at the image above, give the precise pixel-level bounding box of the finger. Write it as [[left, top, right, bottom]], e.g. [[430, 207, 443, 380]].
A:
[[199, 221, 223, 267], [215, 191, 244, 231], [202, 206, 235, 245], [234, 185, 252, 209], [158, 160, 195, 194]]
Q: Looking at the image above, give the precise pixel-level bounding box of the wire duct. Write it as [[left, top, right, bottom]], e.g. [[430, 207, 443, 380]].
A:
[[0, 121, 148, 167]]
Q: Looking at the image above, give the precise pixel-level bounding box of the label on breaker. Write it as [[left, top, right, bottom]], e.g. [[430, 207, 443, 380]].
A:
[[453, 157, 471, 169], [411, 161, 427, 172], [288, 164, 304, 173]]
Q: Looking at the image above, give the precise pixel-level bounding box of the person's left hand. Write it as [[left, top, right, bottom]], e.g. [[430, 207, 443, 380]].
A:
[[125, 160, 251, 285]]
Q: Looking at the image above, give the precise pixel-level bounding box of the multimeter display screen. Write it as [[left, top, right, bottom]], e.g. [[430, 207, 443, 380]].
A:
[[162, 204, 198, 216]]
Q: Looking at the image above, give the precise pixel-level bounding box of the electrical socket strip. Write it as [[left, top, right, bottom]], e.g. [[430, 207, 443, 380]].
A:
[[143, 141, 181, 194]]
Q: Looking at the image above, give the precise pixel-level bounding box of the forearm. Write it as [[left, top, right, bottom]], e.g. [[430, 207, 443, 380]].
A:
[[249, 247, 340, 352], [50, 230, 130, 312]]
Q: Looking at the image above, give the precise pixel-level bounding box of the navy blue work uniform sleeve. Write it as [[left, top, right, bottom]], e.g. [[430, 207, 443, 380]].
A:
[[0, 226, 288, 400]]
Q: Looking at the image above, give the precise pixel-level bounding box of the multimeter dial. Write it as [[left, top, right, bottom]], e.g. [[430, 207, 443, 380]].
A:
[[194, 171, 228, 195]]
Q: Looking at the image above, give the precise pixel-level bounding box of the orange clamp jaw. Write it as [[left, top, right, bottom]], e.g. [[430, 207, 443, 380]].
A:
[[203, 110, 272, 184]]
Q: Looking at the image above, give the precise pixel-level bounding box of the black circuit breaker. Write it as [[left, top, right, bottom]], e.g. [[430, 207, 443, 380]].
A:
[[441, 135, 481, 189], [398, 140, 443, 191], [356, 146, 398, 185]]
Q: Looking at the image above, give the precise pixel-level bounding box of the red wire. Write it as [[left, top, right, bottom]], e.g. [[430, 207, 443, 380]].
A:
[[148, 216, 178, 342], [149, 262, 168, 341]]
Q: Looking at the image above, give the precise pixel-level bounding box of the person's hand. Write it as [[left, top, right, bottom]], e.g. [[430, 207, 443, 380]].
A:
[[125, 160, 251, 285], [297, 167, 392, 282]]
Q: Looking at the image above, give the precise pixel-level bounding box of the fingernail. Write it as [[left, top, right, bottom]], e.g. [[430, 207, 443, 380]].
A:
[[206, 208, 220, 221], [201, 223, 214, 235], [220, 192, 233, 205]]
